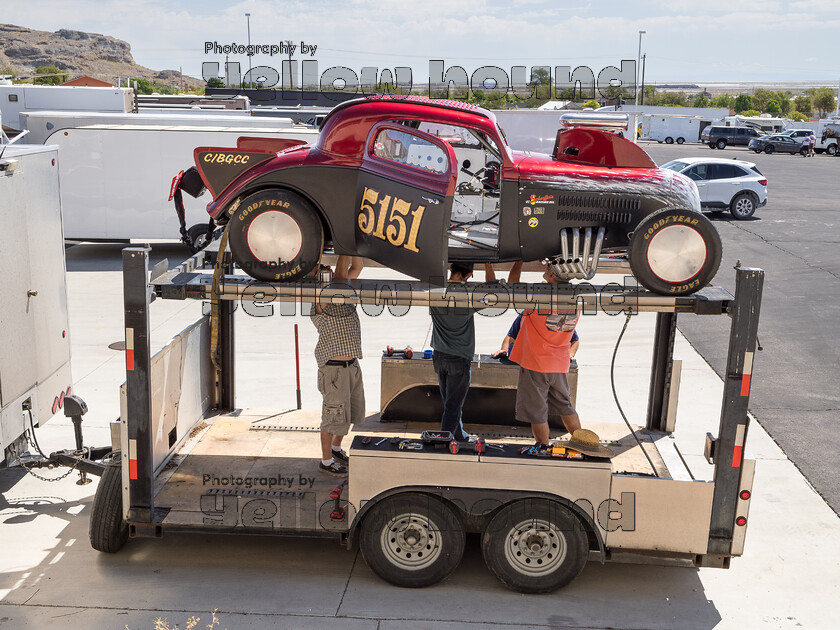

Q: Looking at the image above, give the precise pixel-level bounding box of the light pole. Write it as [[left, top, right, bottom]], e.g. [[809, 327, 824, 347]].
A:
[[635, 30, 646, 106], [245, 12, 251, 89]]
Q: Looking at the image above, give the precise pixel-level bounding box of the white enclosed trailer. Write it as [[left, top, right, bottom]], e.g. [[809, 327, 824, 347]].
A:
[[644, 115, 710, 144], [0, 144, 72, 461], [0, 85, 134, 131], [40, 123, 318, 241]]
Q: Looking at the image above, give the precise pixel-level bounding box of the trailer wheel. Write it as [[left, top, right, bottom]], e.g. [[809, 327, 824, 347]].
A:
[[665, 136, 674, 144], [228, 189, 323, 282], [89, 452, 128, 553], [481, 499, 588, 593], [676, 137, 685, 144], [360, 493, 465, 588], [187, 223, 211, 253], [629, 208, 722, 295]]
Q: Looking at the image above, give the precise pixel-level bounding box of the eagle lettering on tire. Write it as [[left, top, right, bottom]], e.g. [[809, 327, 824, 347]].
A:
[[228, 190, 324, 282]]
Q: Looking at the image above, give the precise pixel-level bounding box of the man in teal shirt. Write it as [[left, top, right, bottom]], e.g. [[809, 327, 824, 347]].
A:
[[430, 262, 475, 441]]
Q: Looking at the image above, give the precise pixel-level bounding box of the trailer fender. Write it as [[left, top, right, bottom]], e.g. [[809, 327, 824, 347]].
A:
[[346, 485, 606, 563]]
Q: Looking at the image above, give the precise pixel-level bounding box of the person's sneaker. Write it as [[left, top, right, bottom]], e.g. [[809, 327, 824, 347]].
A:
[[319, 460, 347, 476], [331, 448, 349, 464]]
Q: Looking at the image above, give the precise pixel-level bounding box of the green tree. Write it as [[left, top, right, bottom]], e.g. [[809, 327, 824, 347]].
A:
[[734, 94, 752, 113], [692, 94, 710, 108], [809, 87, 836, 116], [131, 77, 154, 94], [751, 88, 774, 113], [794, 95, 812, 117], [766, 99, 782, 114], [788, 110, 808, 122], [741, 109, 760, 117], [641, 85, 658, 106], [711, 94, 734, 109], [530, 67, 552, 101], [774, 91, 792, 115], [658, 91, 687, 106], [206, 77, 224, 88], [582, 99, 600, 109], [33, 64, 68, 85]]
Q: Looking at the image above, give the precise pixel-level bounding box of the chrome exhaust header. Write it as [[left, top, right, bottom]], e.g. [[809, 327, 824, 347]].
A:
[[548, 226, 606, 281]]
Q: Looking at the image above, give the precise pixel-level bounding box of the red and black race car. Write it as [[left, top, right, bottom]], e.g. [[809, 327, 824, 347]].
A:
[[172, 95, 721, 295]]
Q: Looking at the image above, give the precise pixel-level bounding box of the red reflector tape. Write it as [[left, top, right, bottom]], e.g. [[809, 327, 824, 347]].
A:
[[126, 327, 135, 371], [129, 459, 138, 480], [732, 445, 743, 468], [740, 374, 751, 396]]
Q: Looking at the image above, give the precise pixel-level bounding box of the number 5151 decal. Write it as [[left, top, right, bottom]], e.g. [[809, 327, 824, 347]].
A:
[[357, 187, 426, 253]]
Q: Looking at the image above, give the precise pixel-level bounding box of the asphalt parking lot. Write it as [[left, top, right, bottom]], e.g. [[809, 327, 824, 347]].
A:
[[644, 141, 840, 515]]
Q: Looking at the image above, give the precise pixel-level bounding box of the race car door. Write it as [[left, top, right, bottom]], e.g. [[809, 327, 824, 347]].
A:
[[355, 122, 457, 285]]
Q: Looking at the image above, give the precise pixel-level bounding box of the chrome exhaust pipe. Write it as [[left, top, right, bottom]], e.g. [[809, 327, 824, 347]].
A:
[[550, 226, 607, 281]]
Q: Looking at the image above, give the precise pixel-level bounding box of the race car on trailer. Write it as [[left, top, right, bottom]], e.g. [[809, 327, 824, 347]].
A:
[[172, 96, 721, 295]]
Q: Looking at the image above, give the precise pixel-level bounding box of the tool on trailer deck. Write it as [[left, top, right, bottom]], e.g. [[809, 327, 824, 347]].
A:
[[375, 437, 387, 446], [361, 436, 372, 446], [448, 438, 485, 454], [330, 479, 347, 520], [398, 440, 423, 450], [385, 345, 413, 359], [421, 430, 454, 445]]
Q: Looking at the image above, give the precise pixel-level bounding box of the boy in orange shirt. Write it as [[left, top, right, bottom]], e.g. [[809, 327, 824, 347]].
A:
[[508, 266, 581, 446]]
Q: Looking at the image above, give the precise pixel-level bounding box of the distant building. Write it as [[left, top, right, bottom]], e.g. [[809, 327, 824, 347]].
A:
[[61, 76, 114, 87], [537, 100, 583, 110]]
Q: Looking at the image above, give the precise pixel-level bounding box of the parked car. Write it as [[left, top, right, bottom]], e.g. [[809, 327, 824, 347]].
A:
[[706, 126, 763, 149], [173, 96, 722, 295], [779, 129, 814, 142], [660, 157, 767, 220], [748, 134, 806, 155]]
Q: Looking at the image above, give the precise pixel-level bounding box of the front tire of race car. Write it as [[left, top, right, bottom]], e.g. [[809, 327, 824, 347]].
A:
[[629, 208, 722, 295], [228, 189, 323, 282]]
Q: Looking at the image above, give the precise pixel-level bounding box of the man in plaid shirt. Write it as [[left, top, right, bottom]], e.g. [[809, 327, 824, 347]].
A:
[[311, 256, 364, 476]]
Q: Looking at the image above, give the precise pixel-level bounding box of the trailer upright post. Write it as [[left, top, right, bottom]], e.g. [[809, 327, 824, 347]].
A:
[[707, 266, 764, 555], [122, 246, 155, 524], [645, 312, 677, 432]]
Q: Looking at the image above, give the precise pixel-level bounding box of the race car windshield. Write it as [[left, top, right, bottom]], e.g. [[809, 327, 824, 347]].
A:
[[414, 122, 502, 162]]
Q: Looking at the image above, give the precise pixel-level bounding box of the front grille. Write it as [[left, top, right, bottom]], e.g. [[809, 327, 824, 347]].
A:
[[557, 209, 633, 224]]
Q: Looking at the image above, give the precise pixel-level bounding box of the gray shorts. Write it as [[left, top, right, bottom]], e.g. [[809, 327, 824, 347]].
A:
[[317, 361, 365, 436], [515, 367, 576, 425]]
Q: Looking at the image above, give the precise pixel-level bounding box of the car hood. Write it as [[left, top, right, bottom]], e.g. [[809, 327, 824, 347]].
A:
[[513, 151, 701, 212]]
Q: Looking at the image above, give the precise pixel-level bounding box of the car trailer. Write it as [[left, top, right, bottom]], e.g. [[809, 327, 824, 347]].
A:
[[67, 246, 763, 593]]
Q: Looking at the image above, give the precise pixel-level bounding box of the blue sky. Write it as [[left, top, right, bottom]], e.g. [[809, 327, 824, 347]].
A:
[[3, 0, 839, 86]]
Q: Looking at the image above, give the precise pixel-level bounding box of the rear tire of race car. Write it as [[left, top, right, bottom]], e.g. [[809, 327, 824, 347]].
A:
[[228, 189, 323, 282], [629, 208, 722, 295], [665, 136, 674, 144], [89, 452, 129, 553], [481, 499, 588, 594], [360, 493, 465, 588]]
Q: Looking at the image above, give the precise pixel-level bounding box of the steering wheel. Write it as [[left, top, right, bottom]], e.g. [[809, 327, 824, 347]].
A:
[[458, 166, 487, 194]]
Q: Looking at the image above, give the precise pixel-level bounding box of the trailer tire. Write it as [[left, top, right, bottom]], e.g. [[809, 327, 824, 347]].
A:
[[629, 208, 722, 295], [481, 499, 588, 593], [228, 189, 323, 282], [665, 136, 674, 144], [676, 137, 685, 144], [187, 223, 211, 253], [360, 493, 465, 588], [89, 453, 128, 553]]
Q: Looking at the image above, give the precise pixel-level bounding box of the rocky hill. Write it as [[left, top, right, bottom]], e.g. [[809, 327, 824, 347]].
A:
[[0, 24, 201, 88]]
